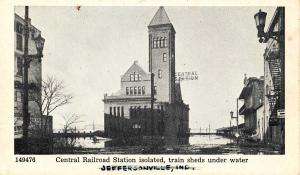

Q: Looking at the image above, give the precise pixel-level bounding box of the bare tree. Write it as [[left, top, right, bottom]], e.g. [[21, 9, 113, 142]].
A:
[[55, 114, 83, 153], [29, 75, 73, 136], [41, 76, 73, 117], [62, 114, 83, 134]]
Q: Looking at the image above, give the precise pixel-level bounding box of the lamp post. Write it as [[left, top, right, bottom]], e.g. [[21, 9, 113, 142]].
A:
[[22, 6, 45, 153], [230, 99, 239, 136], [254, 9, 280, 43]]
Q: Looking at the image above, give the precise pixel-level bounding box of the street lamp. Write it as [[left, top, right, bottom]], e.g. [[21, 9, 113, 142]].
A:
[[254, 9, 279, 43], [22, 6, 45, 153]]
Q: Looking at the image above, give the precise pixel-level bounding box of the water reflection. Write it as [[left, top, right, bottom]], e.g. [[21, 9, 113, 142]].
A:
[[76, 135, 231, 149], [189, 135, 232, 147]]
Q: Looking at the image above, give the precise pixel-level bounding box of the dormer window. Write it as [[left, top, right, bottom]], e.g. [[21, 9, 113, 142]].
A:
[[130, 74, 134, 81], [130, 72, 141, 81]]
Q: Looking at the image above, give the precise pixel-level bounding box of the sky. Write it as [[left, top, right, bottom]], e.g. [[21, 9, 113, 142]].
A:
[[15, 6, 276, 132]]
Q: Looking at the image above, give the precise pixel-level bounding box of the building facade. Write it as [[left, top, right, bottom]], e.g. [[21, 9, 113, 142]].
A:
[[14, 14, 52, 139], [239, 76, 264, 138], [103, 7, 189, 145], [263, 7, 285, 145]]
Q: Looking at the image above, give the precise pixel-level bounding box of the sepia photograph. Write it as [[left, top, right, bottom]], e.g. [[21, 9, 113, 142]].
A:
[[13, 6, 285, 155]]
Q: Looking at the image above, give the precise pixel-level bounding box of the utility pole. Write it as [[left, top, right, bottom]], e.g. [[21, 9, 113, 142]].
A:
[[230, 120, 232, 135], [150, 73, 155, 143], [22, 6, 30, 153]]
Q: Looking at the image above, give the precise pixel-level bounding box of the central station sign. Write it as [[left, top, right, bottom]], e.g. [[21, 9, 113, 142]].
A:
[[175, 71, 198, 81]]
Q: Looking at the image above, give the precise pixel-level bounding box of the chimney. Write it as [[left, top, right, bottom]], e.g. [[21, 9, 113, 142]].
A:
[[243, 73, 248, 86], [134, 60, 138, 64]]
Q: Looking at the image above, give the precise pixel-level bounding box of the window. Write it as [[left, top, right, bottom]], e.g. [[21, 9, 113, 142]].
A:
[[113, 107, 116, 116], [138, 74, 141, 81], [126, 87, 129, 95], [154, 86, 157, 95], [134, 72, 138, 81], [16, 34, 23, 51], [130, 87, 133, 95], [154, 37, 159, 48], [17, 57, 23, 76], [16, 22, 23, 34], [138, 86, 141, 95], [117, 107, 120, 117], [134, 87, 137, 95], [159, 37, 163, 48], [129, 106, 133, 116], [158, 69, 162, 79], [130, 74, 134, 81], [153, 38, 157, 48], [109, 107, 112, 116], [121, 106, 124, 117], [163, 53, 167, 62], [164, 37, 168, 47], [142, 86, 145, 94]]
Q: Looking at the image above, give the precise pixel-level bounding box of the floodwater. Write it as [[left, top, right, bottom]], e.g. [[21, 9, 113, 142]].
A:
[[75, 135, 232, 149]]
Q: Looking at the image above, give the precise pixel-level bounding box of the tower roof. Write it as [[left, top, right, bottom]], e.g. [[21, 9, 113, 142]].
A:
[[149, 6, 172, 27]]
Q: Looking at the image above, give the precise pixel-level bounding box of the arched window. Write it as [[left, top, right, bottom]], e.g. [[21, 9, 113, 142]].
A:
[[154, 86, 157, 95], [142, 86, 145, 94], [130, 74, 134, 81], [130, 87, 133, 95], [126, 87, 129, 95], [134, 87, 137, 95], [138, 86, 141, 95], [154, 38, 158, 48]]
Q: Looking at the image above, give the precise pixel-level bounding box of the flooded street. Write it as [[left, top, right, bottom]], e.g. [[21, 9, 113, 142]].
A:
[[71, 134, 282, 154], [75, 135, 232, 150], [72, 134, 280, 154]]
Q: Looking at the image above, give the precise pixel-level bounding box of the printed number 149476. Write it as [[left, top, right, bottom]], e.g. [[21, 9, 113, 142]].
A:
[[15, 157, 36, 162]]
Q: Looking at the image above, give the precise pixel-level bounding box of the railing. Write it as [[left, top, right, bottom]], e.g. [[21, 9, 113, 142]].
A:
[[264, 48, 279, 60]]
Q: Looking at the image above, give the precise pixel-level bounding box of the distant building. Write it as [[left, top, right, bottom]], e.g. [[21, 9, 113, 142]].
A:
[[14, 13, 52, 138], [103, 7, 189, 144], [238, 75, 264, 138]]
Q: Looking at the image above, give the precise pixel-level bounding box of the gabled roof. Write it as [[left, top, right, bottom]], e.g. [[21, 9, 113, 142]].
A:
[[149, 6, 172, 27], [121, 61, 150, 81]]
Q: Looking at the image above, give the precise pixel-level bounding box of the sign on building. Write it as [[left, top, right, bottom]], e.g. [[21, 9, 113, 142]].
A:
[[175, 71, 198, 81]]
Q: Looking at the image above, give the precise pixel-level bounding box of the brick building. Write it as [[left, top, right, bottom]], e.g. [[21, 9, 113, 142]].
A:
[[14, 13, 52, 139], [103, 7, 189, 145], [262, 7, 285, 145]]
